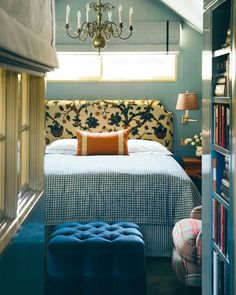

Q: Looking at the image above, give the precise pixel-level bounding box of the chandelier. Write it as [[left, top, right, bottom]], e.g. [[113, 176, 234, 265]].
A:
[[65, 0, 134, 54]]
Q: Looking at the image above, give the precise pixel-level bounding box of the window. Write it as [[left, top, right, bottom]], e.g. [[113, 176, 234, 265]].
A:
[[0, 69, 45, 253], [47, 52, 177, 82]]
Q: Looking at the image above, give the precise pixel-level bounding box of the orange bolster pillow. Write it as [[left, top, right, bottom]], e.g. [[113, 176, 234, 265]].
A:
[[76, 129, 130, 156]]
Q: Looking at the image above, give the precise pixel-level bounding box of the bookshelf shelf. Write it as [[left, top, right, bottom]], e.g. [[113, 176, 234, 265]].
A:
[[203, 0, 234, 294], [213, 192, 229, 209], [213, 46, 230, 57], [213, 96, 230, 104], [213, 242, 229, 265], [213, 144, 230, 156]]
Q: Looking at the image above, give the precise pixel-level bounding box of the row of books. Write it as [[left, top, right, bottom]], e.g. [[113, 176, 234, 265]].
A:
[[213, 251, 230, 295], [212, 199, 228, 256], [212, 156, 230, 203], [214, 103, 230, 149], [220, 156, 230, 203]]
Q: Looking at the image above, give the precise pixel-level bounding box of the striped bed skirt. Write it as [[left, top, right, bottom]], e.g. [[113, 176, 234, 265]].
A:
[[138, 224, 173, 257], [45, 224, 173, 257]]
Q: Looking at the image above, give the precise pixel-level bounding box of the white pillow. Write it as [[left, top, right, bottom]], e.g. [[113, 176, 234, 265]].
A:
[[128, 139, 172, 155], [45, 138, 172, 156], [45, 139, 77, 155]]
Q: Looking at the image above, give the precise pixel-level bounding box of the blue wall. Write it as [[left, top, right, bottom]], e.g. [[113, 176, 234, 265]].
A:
[[47, 0, 203, 163]]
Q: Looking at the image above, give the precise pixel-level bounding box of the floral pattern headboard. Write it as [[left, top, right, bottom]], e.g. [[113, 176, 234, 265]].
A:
[[45, 99, 173, 151]]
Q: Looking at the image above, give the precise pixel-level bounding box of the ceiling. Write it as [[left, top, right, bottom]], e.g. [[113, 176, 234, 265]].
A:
[[160, 0, 203, 33]]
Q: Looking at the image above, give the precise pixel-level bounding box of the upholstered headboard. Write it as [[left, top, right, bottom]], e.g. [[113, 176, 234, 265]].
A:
[[45, 100, 173, 150]]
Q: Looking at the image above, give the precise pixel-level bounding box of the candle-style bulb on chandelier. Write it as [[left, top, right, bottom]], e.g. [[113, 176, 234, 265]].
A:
[[64, 0, 134, 54]]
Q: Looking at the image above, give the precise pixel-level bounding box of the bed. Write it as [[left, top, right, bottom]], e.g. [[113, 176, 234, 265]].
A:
[[44, 99, 201, 257]]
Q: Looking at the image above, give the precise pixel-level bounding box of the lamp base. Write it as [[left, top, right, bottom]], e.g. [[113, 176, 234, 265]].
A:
[[182, 114, 189, 124], [181, 115, 198, 124]]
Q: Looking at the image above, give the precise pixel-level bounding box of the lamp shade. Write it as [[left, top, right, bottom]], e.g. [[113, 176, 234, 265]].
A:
[[176, 92, 198, 110]]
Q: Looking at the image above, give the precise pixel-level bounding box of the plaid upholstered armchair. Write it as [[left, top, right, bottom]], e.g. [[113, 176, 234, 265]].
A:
[[172, 206, 202, 287]]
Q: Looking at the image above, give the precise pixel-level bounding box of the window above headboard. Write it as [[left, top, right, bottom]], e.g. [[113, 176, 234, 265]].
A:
[[47, 52, 177, 82]]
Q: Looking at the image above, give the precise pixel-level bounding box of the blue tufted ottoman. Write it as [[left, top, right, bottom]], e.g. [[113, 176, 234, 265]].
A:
[[46, 221, 146, 295]]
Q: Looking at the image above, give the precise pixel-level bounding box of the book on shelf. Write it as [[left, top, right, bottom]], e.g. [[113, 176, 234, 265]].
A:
[[212, 199, 221, 246], [213, 251, 230, 295], [213, 158, 217, 192], [219, 156, 230, 203], [217, 202, 221, 248], [220, 191, 229, 203], [214, 104, 219, 144], [222, 169, 229, 180], [221, 104, 226, 147], [224, 265, 230, 295], [225, 156, 229, 164], [222, 178, 229, 189], [225, 162, 229, 171], [225, 209, 228, 258], [213, 199, 218, 243], [214, 103, 230, 149], [220, 183, 229, 196], [213, 251, 218, 295], [218, 258, 225, 294], [221, 205, 226, 254], [212, 199, 229, 257], [226, 106, 230, 149]]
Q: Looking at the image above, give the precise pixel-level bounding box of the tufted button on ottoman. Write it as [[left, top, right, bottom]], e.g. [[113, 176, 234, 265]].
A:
[[46, 221, 146, 295]]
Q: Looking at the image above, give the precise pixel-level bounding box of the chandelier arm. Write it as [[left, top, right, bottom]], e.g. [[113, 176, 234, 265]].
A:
[[78, 22, 93, 41], [77, 32, 89, 41], [103, 21, 119, 37], [118, 30, 134, 40], [66, 28, 80, 39], [65, 23, 91, 41], [89, 2, 97, 9], [103, 3, 114, 11], [108, 22, 124, 39]]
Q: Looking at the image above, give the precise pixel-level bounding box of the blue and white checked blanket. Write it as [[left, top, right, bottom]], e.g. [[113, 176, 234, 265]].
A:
[[44, 154, 201, 226]]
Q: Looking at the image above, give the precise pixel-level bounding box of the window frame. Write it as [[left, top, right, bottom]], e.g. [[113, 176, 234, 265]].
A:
[[18, 73, 30, 192], [0, 69, 6, 219], [0, 69, 45, 254], [47, 52, 178, 83]]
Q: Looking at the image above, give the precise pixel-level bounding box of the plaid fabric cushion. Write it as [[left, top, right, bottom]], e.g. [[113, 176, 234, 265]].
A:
[[196, 231, 202, 266], [172, 218, 202, 263], [172, 247, 201, 287], [190, 206, 202, 220]]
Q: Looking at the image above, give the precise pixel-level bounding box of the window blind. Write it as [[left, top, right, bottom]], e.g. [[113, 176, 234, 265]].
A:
[[56, 21, 180, 53], [0, 0, 58, 73]]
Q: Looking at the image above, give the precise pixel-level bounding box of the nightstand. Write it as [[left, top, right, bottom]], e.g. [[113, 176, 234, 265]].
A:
[[182, 157, 202, 179]]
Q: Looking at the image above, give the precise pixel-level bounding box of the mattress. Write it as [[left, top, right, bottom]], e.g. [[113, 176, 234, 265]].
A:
[[44, 154, 201, 227]]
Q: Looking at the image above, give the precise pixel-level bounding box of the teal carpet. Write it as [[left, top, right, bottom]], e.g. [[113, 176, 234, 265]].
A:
[[146, 258, 202, 295]]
